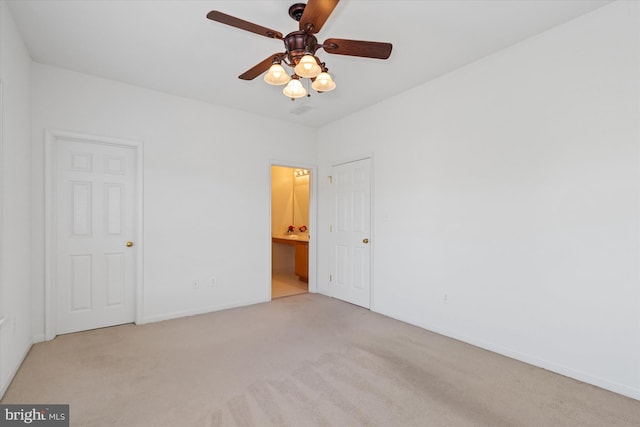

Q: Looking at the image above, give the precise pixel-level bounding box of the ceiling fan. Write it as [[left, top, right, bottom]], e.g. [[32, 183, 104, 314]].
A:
[[206, 0, 393, 100]]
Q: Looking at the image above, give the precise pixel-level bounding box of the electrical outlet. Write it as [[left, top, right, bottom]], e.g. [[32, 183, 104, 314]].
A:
[[193, 280, 200, 289], [210, 276, 217, 287], [444, 293, 448, 303]]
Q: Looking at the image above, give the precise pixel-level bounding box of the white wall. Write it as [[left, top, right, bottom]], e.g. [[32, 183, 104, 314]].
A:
[[317, 1, 640, 399], [30, 63, 317, 331], [0, 1, 33, 398]]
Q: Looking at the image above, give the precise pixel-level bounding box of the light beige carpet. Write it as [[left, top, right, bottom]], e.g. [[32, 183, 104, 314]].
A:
[[2, 294, 639, 426]]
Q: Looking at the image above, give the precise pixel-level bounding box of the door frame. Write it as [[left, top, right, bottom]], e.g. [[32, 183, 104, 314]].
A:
[[268, 160, 318, 298], [44, 129, 144, 340], [329, 155, 374, 309]]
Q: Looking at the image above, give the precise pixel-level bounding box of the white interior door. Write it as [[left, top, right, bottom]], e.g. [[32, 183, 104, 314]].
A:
[[55, 138, 136, 334], [330, 158, 371, 308]]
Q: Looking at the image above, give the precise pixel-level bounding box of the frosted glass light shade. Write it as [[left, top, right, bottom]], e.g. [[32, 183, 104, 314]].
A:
[[294, 55, 321, 78], [283, 79, 307, 99], [311, 72, 336, 92], [264, 64, 290, 85]]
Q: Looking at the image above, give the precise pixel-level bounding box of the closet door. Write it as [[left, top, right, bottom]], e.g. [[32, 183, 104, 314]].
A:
[[330, 158, 371, 309]]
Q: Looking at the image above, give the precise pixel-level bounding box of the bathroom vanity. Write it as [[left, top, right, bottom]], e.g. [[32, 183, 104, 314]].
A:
[[272, 236, 309, 282]]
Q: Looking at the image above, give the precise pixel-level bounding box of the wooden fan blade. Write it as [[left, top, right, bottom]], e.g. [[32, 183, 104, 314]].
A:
[[322, 38, 392, 59], [299, 0, 339, 34], [207, 11, 283, 39], [239, 53, 285, 80]]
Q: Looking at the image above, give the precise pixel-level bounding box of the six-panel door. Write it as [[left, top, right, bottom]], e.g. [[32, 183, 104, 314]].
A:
[[55, 139, 136, 334], [331, 158, 371, 308]]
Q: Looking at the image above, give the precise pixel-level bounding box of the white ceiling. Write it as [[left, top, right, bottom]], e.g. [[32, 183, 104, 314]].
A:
[[7, 0, 613, 127]]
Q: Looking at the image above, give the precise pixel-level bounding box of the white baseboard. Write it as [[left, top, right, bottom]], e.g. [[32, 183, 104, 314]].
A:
[[371, 307, 640, 401], [140, 297, 268, 325], [32, 334, 45, 343]]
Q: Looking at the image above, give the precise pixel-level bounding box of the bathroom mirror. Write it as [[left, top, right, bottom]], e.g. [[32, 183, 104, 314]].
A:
[[293, 171, 310, 229]]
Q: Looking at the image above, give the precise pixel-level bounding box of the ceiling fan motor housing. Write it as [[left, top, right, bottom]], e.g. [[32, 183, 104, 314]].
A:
[[288, 3, 306, 22], [206, 0, 392, 83], [284, 31, 318, 64]]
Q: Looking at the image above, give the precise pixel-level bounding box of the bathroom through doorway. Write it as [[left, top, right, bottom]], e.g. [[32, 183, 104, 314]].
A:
[[271, 165, 311, 298]]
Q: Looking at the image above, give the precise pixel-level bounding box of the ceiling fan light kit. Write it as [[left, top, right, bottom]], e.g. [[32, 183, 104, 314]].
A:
[[311, 72, 336, 92], [207, 0, 392, 101], [294, 54, 322, 78], [264, 63, 291, 85], [283, 78, 308, 99]]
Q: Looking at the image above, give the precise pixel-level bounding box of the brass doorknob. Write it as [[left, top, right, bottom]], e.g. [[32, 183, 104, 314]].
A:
[[363, 238, 369, 244], [126, 241, 134, 247]]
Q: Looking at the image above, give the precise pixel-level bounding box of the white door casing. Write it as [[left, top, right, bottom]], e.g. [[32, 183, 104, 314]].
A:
[[45, 131, 143, 339], [330, 158, 372, 308]]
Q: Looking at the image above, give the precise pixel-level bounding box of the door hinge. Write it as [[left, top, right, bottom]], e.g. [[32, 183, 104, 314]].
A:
[[329, 225, 333, 232], [329, 275, 333, 282], [328, 176, 333, 184]]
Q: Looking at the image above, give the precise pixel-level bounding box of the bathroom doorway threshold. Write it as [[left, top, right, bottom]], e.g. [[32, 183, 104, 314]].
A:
[[272, 272, 308, 299]]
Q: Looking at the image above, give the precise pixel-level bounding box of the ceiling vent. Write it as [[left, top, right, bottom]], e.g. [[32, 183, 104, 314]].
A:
[[289, 104, 314, 115]]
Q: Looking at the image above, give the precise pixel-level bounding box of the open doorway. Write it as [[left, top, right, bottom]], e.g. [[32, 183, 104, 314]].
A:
[[271, 166, 310, 298]]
